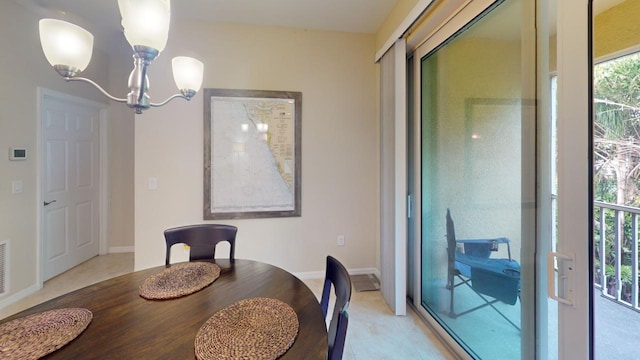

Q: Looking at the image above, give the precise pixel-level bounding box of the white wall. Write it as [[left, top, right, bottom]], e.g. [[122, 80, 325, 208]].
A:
[[134, 20, 380, 273], [0, 1, 110, 299]]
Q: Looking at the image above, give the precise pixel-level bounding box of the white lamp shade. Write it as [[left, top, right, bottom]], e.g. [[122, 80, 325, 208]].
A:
[[39, 19, 93, 71], [118, 0, 170, 52], [172, 56, 204, 92]]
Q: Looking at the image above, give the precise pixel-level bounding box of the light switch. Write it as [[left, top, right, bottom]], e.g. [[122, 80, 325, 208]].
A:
[[148, 177, 158, 190], [11, 180, 23, 194]]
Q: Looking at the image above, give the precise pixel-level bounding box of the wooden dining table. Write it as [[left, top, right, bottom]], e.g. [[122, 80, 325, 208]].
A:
[[0, 259, 328, 359]]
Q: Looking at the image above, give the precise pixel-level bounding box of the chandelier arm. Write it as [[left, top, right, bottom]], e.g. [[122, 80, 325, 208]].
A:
[[149, 93, 190, 108], [65, 77, 127, 103]]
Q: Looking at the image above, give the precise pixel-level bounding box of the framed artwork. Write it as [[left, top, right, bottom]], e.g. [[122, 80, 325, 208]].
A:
[[203, 89, 302, 219]]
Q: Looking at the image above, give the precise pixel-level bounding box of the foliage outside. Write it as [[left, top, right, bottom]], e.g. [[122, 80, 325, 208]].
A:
[[593, 52, 640, 303]]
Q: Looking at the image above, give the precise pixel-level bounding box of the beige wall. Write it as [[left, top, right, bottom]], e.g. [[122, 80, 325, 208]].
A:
[[594, 0, 640, 59], [0, 1, 110, 299], [107, 40, 136, 250], [134, 21, 380, 273], [544, 0, 639, 74], [429, 37, 524, 263], [12, 0, 632, 305]]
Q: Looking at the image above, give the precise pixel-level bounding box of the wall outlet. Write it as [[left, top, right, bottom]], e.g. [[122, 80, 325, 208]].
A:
[[148, 177, 158, 191], [337, 235, 345, 246]]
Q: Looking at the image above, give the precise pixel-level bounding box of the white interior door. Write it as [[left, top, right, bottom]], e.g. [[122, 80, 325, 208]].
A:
[[41, 91, 101, 280]]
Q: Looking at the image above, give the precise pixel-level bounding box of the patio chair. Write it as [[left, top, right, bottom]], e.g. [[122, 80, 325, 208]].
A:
[[446, 209, 520, 330]]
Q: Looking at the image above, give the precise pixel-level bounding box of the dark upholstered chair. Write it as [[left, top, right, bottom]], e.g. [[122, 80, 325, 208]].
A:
[[320, 256, 352, 360], [446, 209, 520, 330], [164, 224, 237, 266]]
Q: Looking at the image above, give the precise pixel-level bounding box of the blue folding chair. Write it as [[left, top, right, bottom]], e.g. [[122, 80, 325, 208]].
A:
[[446, 209, 520, 330]]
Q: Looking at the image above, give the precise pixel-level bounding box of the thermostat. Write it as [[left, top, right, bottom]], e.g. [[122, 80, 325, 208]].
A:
[[9, 148, 27, 161]]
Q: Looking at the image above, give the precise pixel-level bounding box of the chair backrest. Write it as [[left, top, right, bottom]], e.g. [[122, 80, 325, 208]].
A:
[[164, 224, 237, 266], [446, 208, 456, 262], [320, 256, 352, 360]]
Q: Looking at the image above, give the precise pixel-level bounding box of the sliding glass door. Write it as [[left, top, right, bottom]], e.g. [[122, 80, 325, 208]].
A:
[[417, 1, 532, 358], [410, 0, 591, 358]]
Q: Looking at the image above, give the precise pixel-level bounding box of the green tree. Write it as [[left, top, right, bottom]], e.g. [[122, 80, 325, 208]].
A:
[[594, 52, 640, 206]]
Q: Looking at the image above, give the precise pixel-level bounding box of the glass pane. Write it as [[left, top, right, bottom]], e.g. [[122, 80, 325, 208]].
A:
[[593, 0, 640, 353], [420, 0, 530, 358]]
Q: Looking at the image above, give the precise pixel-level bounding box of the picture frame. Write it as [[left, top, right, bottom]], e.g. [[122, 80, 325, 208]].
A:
[[203, 89, 302, 219]]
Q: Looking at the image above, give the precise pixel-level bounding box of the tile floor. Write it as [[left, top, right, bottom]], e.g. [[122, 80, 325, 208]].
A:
[[0, 254, 455, 360], [0, 253, 134, 320], [302, 278, 455, 360]]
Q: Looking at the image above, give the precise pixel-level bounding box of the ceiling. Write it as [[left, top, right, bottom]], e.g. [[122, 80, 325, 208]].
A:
[[14, 0, 631, 52], [16, 0, 399, 50]]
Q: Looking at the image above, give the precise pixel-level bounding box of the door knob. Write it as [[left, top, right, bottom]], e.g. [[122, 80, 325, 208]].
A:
[[44, 200, 57, 206]]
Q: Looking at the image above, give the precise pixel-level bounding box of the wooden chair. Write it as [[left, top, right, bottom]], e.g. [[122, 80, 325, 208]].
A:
[[164, 224, 237, 266], [320, 256, 352, 360]]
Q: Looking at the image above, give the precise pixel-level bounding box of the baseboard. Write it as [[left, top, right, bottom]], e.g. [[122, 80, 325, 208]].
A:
[[292, 270, 325, 280], [293, 267, 380, 280], [0, 283, 41, 310], [109, 246, 135, 253]]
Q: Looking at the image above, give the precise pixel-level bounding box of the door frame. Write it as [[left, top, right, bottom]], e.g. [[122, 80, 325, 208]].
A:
[[552, 0, 593, 358], [36, 87, 110, 287]]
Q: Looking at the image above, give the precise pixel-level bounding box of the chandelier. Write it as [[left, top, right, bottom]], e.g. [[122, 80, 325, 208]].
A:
[[38, 0, 204, 114]]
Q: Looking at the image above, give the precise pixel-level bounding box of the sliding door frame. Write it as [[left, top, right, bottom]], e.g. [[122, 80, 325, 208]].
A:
[[552, 0, 593, 358]]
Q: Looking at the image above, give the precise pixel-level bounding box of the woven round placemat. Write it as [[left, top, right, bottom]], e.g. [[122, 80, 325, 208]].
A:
[[0, 307, 92, 360], [139, 262, 221, 300], [195, 297, 299, 360]]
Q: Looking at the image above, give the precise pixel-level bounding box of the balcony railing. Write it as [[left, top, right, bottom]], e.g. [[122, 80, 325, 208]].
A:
[[594, 201, 640, 311]]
